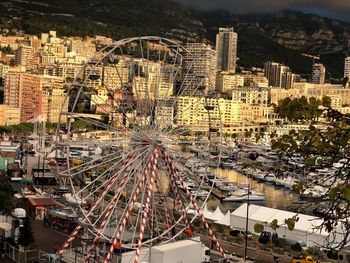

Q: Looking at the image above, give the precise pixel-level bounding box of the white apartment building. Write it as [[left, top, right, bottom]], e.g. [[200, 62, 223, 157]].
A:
[[216, 72, 244, 93], [344, 56, 350, 80], [181, 43, 217, 95]]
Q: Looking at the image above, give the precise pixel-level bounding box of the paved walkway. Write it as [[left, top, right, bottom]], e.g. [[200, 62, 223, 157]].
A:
[[32, 220, 79, 253], [200, 235, 293, 263]]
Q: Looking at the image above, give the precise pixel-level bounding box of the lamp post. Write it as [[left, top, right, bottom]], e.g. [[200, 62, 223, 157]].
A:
[[81, 230, 94, 262], [244, 180, 250, 260]]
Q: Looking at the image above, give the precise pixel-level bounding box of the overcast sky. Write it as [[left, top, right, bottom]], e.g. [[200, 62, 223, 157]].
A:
[[173, 0, 350, 22]]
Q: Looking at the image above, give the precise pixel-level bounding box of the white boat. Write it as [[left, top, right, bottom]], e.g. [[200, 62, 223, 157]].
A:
[[301, 185, 326, 199], [221, 162, 234, 168], [251, 170, 266, 180], [264, 172, 276, 183], [218, 184, 239, 193], [274, 177, 286, 187], [223, 189, 265, 202], [191, 190, 209, 199], [282, 177, 299, 190]]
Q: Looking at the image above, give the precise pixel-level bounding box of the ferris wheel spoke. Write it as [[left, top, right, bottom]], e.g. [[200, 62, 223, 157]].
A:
[[76, 150, 138, 213], [91, 145, 153, 229], [78, 145, 151, 199], [95, 145, 154, 244], [104, 149, 159, 263], [163, 151, 226, 259], [132, 149, 158, 263], [162, 154, 190, 228], [83, 148, 138, 263], [60, 149, 123, 177]]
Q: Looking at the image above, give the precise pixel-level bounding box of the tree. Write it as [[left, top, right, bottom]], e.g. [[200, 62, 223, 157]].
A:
[[0, 178, 13, 214], [18, 217, 35, 247], [272, 96, 350, 250], [274, 96, 329, 123]]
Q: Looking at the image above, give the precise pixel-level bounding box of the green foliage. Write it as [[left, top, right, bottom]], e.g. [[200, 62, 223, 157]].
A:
[[343, 185, 350, 201], [285, 218, 296, 231], [70, 120, 97, 131], [18, 217, 35, 247], [0, 46, 14, 54], [273, 96, 350, 248], [271, 219, 279, 231], [0, 178, 13, 214], [342, 77, 349, 88], [254, 222, 264, 233], [274, 96, 328, 122], [322, 96, 332, 109], [0, 123, 33, 134]]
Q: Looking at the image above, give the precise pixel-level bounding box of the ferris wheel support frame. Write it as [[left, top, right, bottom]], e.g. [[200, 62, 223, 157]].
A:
[[57, 36, 226, 263]]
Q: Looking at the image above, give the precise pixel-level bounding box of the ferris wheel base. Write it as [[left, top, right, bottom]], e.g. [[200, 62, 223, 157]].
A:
[[60, 237, 223, 263]]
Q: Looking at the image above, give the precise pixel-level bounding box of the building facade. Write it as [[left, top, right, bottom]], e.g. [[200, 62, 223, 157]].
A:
[[4, 73, 43, 122], [312, 63, 326, 84], [231, 87, 270, 105], [216, 28, 238, 73], [344, 56, 350, 80], [181, 43, 217, 95], [0, 105, 20, 126], [264, 61, 295, 89], [216, 72, 244, 93]]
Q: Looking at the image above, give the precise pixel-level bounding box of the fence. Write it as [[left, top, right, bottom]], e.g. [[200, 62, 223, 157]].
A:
[[2, 241, 41, 263]]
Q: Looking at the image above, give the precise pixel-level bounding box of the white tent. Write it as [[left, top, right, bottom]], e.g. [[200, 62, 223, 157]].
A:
[[217, 210, 231, 226], [206, 206, 224, 222], [230, 203, 345, 248], [47, 149, 65, 158], [202, 204, 212, 219], [95, 146, 102, 155]]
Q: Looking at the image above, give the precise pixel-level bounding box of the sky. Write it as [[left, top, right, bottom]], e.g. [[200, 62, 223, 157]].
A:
[[173, 0, 350, 22]]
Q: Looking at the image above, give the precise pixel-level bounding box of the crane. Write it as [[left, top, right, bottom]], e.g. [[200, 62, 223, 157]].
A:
[[301, 53, 320, 61]]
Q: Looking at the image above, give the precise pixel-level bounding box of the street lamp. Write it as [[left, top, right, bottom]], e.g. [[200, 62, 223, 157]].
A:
[[244, 180, 250, 260], [81, 230, 94, 262]]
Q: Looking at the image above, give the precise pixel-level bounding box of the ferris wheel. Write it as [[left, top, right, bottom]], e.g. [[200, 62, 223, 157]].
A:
[[55, 36, 225, 262]]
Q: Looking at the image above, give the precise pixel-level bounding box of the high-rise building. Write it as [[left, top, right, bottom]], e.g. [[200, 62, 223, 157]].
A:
[[344, 56, 350, 80], [0, 64, 9, 86], [42, 87, 68, 123], [312, 63, 326, 84], [4, 73, 43, 122], [216, 28, 238, 73], [264, 62, 295, 89], [180, 43, 217, 95], [15, 46, 38, 68]]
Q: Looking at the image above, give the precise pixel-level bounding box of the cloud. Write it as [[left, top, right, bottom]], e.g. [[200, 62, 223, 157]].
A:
[[173, 0, 350, 16]]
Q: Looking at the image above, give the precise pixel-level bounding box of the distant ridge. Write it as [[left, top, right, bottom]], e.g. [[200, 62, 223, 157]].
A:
[[1, 1, 349, 79]]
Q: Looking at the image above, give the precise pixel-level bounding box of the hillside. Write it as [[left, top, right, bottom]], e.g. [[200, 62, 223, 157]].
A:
[[1, 1, 350, 79], [0, 0, 205, 41], [200, 10, 350, 79]]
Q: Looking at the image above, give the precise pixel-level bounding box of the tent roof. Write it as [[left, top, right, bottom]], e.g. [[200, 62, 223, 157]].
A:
[[206, 206, 224, 222], [217, 210, 231, 226], [231, 203, 328, 235]]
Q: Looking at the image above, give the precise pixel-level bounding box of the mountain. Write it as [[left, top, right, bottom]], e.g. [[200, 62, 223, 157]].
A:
[[199, 10, 350, 79], [0, 0, 205, 41], [1, 1, 350, 79]]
